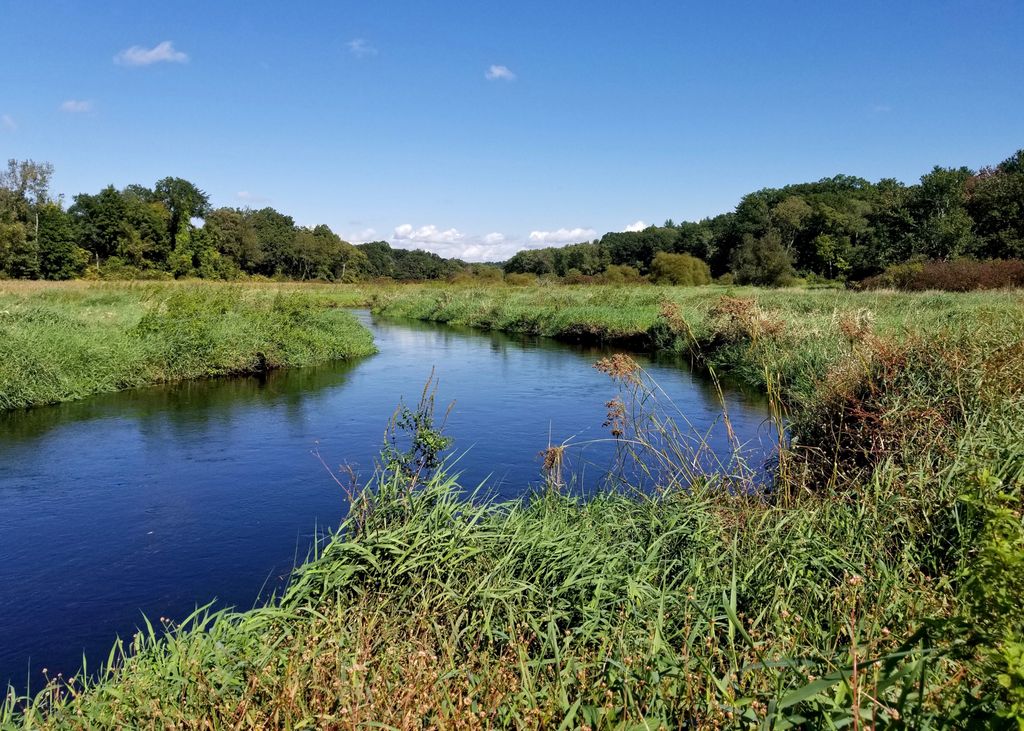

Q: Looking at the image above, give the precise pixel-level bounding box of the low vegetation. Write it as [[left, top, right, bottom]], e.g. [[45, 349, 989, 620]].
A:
[[859, 258, 1024, 292], [2, 281, 1022, 728], [0, 281, 376, 410]]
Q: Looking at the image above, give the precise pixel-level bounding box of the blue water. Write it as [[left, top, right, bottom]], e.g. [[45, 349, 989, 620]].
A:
[[0, 311, 774, 691]]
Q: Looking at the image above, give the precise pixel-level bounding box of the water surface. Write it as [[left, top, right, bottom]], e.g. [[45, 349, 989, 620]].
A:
[[0, 311, 773, 690]]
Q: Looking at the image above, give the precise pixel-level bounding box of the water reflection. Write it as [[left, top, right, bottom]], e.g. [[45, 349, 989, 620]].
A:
[[0, 310, 773, 690]]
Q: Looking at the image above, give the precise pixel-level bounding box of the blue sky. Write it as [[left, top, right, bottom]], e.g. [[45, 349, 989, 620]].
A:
[[2, 1, 1022, 261]]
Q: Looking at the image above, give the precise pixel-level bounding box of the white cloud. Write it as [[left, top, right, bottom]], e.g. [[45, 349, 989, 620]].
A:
[[389, 224, 519, 261], [236, 191, 271, 205], [348, 227, 378, 243], [393, 223, 465, 244], [60, 99, 94, 113], [528, 227, 596, 245], [347, 39, 377, 58], [114, 41, 189, 67], [1, 114, 15, 131], [624, 220, 647, 232], [485, 64, 516, 81]]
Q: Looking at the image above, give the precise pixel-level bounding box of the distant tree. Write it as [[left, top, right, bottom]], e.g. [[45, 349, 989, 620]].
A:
[[0, 221, 28, 276], [599, 227, 677, 271], [967, 149, 1024, 260], [247, 207, 296, 276], [70, 186, 129, 265], [37, 203, 88, 279], [772, 196, 812, 252], [205, 208, 261, 272], [357, 241, 397, 278], [649, 251, 711, 285], [122, 185, 172, 264], [731, 231, 796, 287], [153, 177, 210, 244], [912, 166, 976, 260], [504, 248, 556, 275], [0, 159, 54, 228]]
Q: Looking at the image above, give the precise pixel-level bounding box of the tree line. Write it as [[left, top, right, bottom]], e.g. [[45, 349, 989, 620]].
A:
[[2, 150, 1022, 284], [505, 149, 1024, 285], [0, 162, 474, 281]]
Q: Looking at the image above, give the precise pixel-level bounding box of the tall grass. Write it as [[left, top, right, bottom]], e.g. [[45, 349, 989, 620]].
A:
[[0, 281, 375, 410], [2, 282, 1022, 728]]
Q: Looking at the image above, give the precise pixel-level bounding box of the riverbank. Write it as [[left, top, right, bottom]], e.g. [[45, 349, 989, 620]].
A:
[[3, 281, 1023, 727], [0, 281, 376, 410]]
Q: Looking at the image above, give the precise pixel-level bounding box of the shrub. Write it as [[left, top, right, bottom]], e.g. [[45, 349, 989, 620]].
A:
[[504, 272, 536, 286], [561, 268, 597, 285], [859, 259, 1024, 291], [649, 251, 712, 285], [599, 264, 644, 284]]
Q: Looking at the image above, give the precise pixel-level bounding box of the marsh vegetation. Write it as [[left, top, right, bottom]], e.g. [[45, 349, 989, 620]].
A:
[[1, 280, 1021, 728]]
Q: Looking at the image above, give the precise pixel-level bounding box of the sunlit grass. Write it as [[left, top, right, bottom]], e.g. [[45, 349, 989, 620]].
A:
[[0, 280, 375, 410], [2, 279, 1021, 727]]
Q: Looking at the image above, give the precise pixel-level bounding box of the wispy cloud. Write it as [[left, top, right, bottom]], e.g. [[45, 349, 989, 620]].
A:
[[870, 104, 892, 114], [1, 114, 15, 132], [347, 39, 377, 58], [60, 99, 94, 113], [624, 220, 648, 232], [485, 64, 516, 81], [236, 191, 271, 205], [114, 41, 189, 67], [528, 227, 596, 245], [348, 227, 378, 243]]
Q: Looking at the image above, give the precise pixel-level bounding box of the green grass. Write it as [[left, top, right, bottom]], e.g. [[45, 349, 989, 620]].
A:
[[352, 282, 1024, 404], [3, 281, 1023, 728], [0, 280, 376, 410]]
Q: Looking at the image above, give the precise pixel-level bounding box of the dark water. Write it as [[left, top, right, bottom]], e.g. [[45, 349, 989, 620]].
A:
[[0, 311, 774, 691]]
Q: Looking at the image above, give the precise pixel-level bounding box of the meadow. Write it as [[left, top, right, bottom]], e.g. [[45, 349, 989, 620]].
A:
[[0, 281, 375, 411], [2, 280, 1023, 728]]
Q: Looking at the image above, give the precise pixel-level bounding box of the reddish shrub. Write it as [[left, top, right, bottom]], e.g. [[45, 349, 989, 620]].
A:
[[858, 259, 1024, 291]]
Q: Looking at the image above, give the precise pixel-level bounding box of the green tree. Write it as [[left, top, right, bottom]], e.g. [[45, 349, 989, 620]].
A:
[[731, 231, 796, 286], [205, 208, 261, 272], [967, 149, 1024, 260], [247, 207, 296, 276], [913, 166, 976, 259], [37, 203, 88, 279], [153, 177, 210, 244]]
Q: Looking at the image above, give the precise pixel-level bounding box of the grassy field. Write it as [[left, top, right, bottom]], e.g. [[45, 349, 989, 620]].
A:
[[3, 281, 1023, 728], [0, 280, 376, 410]]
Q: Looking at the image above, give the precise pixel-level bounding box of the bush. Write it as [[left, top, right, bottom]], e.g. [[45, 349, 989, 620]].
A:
[[859, 259, 1024, 291], [649, 252, 712, 285], [504, 272, 536, 286], [599, 264, 644, 284]]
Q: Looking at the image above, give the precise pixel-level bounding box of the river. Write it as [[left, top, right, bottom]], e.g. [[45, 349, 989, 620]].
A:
[[0, 311, 774, 690]]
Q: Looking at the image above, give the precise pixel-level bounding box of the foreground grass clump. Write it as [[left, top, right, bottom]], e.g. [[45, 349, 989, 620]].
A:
[[0, 281, 375, 410], [4, 322, 1023, 728]]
